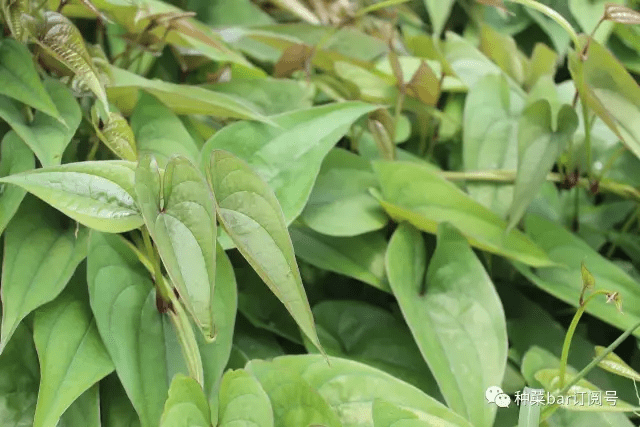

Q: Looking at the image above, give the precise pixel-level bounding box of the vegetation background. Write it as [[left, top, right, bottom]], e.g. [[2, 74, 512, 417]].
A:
[[3, 0, 640, 426]]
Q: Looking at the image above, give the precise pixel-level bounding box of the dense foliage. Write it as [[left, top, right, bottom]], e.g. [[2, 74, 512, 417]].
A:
[[4, 0, 640, 426]]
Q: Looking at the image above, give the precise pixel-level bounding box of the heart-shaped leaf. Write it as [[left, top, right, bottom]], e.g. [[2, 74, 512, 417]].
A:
[[135, 155, 217, 339], [207, 149, 323, 354], [0, 197, 89, 354]]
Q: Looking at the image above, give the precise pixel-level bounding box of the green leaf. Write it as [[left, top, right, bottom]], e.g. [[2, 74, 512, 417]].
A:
[[32, 11, 108, 108], [159, 374, 210, 427], [569, 0, 619, 42], [301, 148, 388, 236], [371, 160, 553, 267], [0, 79, 81, 167], [463, 74, 523, 217], [308, 300, 439, 395], [247, 355, 473, 427], [131, 93, 199, 168], [517, 387, 542, 427], [207, 149, 323, 353], [0, 197, 89, 354], [594, 346, 640, 381], [201, 102, 377, 223], [507, 100, 578, 232], [87, 232, 170, 427], [0, 160, 143, 233], [32, 288, 114, 427], [289, 226, 388, 291], [57, 385, 100, 427], [248, 365, 342, 427], [58, 385, 101, 427], [569, 35, 640, 161], [135, 156, 217, 339], [0, 38, 61, 120], [0, 322, 40, 427], [0, 132, 34, 235], [514, 214, 640, 341], [205, 78, 312, 115], [534, 369, 637, 411], [100, 374, 141, 427], [218, 369, 274, 427], [386, 222, 507, 427], [107, 66, 268, 122], [423, 0, 455, 36], [373, 399, 431, 427]]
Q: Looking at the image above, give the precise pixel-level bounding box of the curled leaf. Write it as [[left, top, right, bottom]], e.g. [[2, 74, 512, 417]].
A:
[[581, 262, 595, 290], [604, 3, 640, 25], [2, 0, 30, 42], [97, 112, 137, 161], [32, 11, 108, 109]]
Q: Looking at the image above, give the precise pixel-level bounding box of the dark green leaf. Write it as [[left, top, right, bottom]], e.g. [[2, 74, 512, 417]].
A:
[[0, 38, 61, 120], [0, 197, 89, 354], [33, 289, 113, 427], [0, 79, 81, 167], [0, 132, 34, 235]]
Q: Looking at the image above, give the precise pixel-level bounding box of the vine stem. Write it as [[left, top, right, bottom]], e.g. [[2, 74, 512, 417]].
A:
[[505, 0, 580, 49], [540, 318, 640, 422], [435, 170, 640, 202], [141, 228, 204, 387], [558, 290, 610, 389]]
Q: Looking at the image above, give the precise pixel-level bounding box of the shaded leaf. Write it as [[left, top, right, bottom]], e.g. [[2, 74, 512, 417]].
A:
[[100, 374, 141, 427], [0, 38, 60, 120], [58, 385, 101, 427], [0, 160, 142, 233], [301, 148, 388, 236], [87, 232, 170, 427], [0, 322, 39, 426], [0, 132, 34, 235], [207, 150, 322, 353], [107, 66, 268, 121], [0, 197, 88, 354], [0, 79, 81, 167], [290, 226, 388, 291], [32, 288, 114, 427]]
